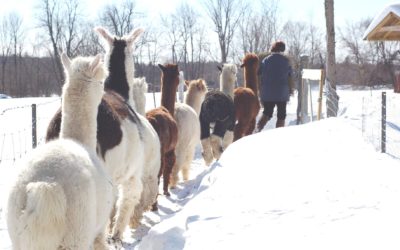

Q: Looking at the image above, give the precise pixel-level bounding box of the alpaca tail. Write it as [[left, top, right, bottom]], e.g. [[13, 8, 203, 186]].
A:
[[20, 182, 67, 249]]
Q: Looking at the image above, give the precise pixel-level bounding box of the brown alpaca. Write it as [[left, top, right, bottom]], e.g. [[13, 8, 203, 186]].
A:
[[146, 64, 179, 204], [233, 53, 261, 141]]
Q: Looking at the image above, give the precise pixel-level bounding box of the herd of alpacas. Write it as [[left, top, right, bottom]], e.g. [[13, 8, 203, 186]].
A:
[[5, 27, 262, 249]]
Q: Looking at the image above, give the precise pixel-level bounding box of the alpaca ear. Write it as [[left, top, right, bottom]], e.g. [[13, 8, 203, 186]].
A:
[[158, 64, 166, 71], [217, 65, 222, 72], [95, 27, 114, 45], [126, 28, 144, 45], [196, 80, 203, 91], [60, 53, 71, 72], [184, 80, 190, 87], [89, 54, 102, 73], [198, 79, 207, 91]]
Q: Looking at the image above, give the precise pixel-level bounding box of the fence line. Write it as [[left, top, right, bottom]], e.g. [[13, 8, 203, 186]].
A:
[[0, 92, 399, 165], [362, 91, 400, 158], [0, 97, 61, 165]]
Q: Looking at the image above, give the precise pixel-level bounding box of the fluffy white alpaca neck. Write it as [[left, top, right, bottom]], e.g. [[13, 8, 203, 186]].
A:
[[185, 86, 204, 115], [129, 78, 147, 116], [60, 76, 101, 150], [178, 71, 185, 103], [220, 68, 236, 99]]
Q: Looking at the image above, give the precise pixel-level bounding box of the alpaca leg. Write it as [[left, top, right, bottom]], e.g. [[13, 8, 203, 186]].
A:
[[201, 137, 213, 166], [210, 134, 223, 160], [181, 145, 196, 181], [107, 187, 119, 234], [170, 148, 184, 188], [130, 203, 143, 229], [94, 232, 109, 250], [169, 163, 180, 188], [233, 122, 245, 141], [131, 174, 158, 228], [111, 176, 143, 241], [222, 130, 234, 150], [246, 118, 256, 135], [62, 188, 94, 250], [163, 150, 176, 196]]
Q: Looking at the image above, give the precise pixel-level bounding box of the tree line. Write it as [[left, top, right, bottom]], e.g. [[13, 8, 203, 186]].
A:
[[0, 0, 398, 97]]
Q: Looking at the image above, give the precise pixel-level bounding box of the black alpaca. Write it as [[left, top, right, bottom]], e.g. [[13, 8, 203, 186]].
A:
[[199, 89, 235, 166]]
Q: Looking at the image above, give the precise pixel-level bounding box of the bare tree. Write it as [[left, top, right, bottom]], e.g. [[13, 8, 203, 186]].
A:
[[339, 19, 372, 85], [202, 0, 248, 63], [63, 0, 84, 57], [0, 15, 12, 93], [160, 14, 181, 63], [99, 0, 143, 37], [282, 21, 309, 63], [325, 0, 338, 117], [36, 0, 65, 85], [237, 0, 278, 55], [9, 13, 25, 95], [307, 22, 324, 67]]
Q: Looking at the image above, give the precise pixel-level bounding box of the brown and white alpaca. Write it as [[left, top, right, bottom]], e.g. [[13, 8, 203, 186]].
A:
[[46, 28, 161, 243], [146, 64, 179, 199], [95, 27, 161, 238], [8, 54, 113, 250], [170, 79, 208, 188], [233, 53, 261, 141]]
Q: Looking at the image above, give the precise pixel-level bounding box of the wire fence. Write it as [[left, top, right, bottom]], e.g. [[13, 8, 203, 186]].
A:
[[0, 98, 61, 166], [362, 91, 400, 159], [0, 90, 399, 166]]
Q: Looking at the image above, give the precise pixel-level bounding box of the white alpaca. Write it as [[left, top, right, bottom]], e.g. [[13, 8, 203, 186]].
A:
[[7, 54, 113, 250], [127, 77, 162, 228], [219, 63, 237, 99], [184, 79, 208, 116], [178, 71, 185, 103], [95, 27, 161, 235], [170, 79, 208, 187], [218, 63, 238, 149], [129, 77, 148, 116]]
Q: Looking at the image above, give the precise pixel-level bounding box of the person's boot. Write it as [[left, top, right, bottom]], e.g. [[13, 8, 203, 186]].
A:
[[276, 119, 285, 128], [256, 114, 269, 132]]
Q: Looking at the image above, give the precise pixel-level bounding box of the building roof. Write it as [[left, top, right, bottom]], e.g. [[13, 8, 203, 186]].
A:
[[363, 3, 400, 41]]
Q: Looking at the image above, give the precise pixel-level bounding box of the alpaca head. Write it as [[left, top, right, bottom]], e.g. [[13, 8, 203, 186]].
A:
[[95, 26, 144, 55], [219, 63, 237, 82], [240, 53, 259, 69], [218, 64, 237, 97], [95, 26, 144, 95], [158, 64, 180, 90], [185, 79, 208, 97], [61, 53, 107, 104]]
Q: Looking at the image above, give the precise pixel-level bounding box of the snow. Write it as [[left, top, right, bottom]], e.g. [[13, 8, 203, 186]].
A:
[[0, 87, 399, 249]]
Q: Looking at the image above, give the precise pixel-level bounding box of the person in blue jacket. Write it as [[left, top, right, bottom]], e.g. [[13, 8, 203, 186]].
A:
[[257, 40, 293, 131]]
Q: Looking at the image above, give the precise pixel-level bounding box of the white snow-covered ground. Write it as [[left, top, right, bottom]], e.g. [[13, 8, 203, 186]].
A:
[[0, 86, 399, 249]]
